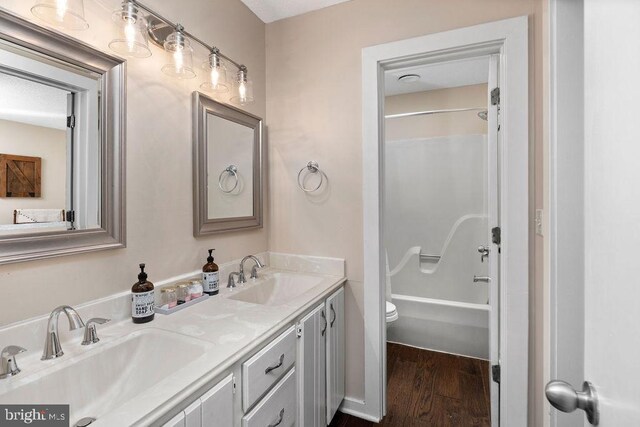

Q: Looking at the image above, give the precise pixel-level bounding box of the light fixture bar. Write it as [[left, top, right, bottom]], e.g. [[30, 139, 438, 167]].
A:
[[132, 0, 243, 70]]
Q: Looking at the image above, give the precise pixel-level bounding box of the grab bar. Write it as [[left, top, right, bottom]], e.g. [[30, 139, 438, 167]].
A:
[[419, 253, 441, 262]]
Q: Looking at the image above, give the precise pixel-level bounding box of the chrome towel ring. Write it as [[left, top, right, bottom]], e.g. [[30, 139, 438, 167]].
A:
[[218, 165, 239, 193], [297, 161, 324, 193]]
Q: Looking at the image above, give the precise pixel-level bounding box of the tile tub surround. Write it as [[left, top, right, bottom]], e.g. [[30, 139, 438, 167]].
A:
[[0, 253, 345, 425]]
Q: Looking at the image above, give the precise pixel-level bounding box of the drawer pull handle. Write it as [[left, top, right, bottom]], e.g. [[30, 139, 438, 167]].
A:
[[321, 310, 327, 336], [265, 354, 284, 374], [330, 303, 336, 328], [267, 408, 285, 427]]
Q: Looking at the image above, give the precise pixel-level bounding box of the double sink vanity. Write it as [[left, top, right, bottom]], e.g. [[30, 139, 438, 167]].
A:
[[0, 8, 345, 427], [0, 254, 346, 426]]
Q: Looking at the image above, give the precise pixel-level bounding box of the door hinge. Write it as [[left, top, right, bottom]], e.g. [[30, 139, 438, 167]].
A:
[[491, 87, 500, 106], [492, 364, 501, 384], [492, 227, 501, 245], [66, 210, 75, 222], [67, 114, 76, 129], [296, 325, 303, 338]]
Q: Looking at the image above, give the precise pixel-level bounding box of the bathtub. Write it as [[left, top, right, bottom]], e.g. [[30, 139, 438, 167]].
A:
[[387, 293, 489, 359]]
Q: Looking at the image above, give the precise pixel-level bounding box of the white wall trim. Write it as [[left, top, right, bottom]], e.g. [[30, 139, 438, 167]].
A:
[[362, 16, 530, 424], [339, 397, 379, 423]]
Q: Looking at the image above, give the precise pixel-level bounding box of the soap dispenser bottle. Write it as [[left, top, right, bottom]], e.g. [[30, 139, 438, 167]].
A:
[[202, 249, 219, 295], [132, 263, 155, 324]]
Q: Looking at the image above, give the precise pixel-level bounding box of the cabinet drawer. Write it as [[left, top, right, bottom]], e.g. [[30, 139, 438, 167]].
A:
[[242, 368, 296, 427], [242, 326, 296, 411]]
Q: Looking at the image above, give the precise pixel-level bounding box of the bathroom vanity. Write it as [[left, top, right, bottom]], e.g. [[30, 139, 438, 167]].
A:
[[0, 254, 346, 427], [162, 283, 345, 427]]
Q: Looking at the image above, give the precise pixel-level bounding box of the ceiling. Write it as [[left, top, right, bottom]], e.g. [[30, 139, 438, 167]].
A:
[[0, 73, 68, 130], [385, 56, 490, 96], [240, 0, 353, 23]]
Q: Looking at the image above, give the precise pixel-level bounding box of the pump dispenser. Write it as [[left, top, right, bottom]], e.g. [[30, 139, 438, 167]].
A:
[[202, 249, 219, 295], [131, 263, 155, 323]]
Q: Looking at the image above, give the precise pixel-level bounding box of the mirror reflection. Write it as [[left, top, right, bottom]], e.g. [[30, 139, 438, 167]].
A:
[[0, 41, 101, 235], [207, 113, 254, 219], [193, 92, 263, 235]]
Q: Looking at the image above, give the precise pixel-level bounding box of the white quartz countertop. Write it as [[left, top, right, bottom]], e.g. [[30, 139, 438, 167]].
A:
[[0, 267, 346, 426]]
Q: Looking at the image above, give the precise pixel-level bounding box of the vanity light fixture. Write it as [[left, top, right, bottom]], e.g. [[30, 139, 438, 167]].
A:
[[109, 0, 151, 58], [31, 0, 89, 30], [33, 0, 253, 103], [161, 25, 196, 80], [200, 48, 229, 93], [231, 65, 254, 106]]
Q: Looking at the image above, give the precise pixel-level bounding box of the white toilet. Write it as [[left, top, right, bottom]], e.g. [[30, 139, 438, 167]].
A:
[[386, 301, 398, 326]]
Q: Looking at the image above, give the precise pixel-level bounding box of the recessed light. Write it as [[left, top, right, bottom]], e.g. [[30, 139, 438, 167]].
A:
[[398, 74, 421, 84]]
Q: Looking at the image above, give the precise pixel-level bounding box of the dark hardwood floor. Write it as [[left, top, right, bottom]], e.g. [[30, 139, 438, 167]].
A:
[[330, 343, 490, 427]]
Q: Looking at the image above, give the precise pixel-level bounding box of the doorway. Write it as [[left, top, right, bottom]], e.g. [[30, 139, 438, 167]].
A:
[[359, 16, 529, 426], [382, 55, 497, 425]]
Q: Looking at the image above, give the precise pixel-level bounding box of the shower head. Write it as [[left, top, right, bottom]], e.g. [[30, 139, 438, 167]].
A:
[[477, 110, 488, 121]]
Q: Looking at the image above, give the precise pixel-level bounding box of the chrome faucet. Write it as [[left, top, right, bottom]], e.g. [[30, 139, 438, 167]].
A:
[[42, 306, 85, 360], [227, 272, 240, 289], [81, 318, 110, 346], [0, 346, 26, 379], [239, 255, 265, 283]]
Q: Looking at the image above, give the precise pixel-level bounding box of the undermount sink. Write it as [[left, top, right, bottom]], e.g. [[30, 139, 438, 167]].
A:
[[0, 328, 212, 425], [227, 272, 325, 306]]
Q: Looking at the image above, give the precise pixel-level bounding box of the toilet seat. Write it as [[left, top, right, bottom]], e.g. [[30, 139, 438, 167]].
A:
[[386, 301, 398, 323]]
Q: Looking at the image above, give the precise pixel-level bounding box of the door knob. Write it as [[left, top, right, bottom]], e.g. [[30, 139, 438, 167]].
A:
[[545, 380, 599, 425], [477, 245, 489, 262]]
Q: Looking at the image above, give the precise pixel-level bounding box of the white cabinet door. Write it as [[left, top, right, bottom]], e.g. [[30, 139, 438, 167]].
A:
[[201, 374, 234, 427], [297, 302, 326, 427], [164, 412, 186, 427], [184, 400, 201, 427], [325, 287, 345, 424]]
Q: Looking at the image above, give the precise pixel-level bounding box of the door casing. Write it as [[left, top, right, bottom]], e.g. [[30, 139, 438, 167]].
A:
[[357, 16, 530, 425]]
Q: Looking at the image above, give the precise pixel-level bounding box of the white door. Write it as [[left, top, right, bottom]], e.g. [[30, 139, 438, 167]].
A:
[[486, 54, 501, 427], [297, 303, 326, 427], [548, 0, 640, 425], [326, 287, 345, 424], [201, 374, 234, 426]]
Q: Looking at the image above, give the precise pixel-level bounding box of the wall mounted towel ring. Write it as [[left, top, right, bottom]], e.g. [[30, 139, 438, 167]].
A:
[[218, 165, 239, 193], [297, 161, 324, 193]]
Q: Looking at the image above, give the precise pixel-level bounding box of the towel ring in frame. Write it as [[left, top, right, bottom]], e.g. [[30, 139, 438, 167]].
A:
[[218, 165, 239, 193], [297, 161, 324, 193]]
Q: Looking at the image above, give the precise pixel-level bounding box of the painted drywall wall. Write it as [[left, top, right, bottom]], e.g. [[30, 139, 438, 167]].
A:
[[0, 120, 66, 224], [265, 0, 544, 416], [0, 0, 266, 326], [385, 84, 488, 140]]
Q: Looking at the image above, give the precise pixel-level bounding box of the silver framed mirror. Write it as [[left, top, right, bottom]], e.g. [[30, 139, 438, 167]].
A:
[[0, 10, 126, 264], [192, 92, 263, 235]]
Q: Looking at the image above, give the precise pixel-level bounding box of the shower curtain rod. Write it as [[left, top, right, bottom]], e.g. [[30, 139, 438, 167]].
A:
[[385, 107, 486, 119]]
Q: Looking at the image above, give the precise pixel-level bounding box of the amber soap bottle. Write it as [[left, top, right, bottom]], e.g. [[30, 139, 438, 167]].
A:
[[131, 263, 155, 324], [202, 249, 219, 295]]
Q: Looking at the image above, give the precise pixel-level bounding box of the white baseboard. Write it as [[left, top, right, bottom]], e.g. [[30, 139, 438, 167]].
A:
[[339, 397, 381, 423]]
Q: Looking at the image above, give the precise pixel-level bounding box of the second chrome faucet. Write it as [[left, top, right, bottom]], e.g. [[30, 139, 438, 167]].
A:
[[42, 306, 110, 360], [227, 255, 266, 289]]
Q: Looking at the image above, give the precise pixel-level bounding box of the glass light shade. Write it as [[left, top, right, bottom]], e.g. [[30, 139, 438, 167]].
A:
[[200, 53, 229, 93], [31, 0, 89, 30], [109, 1, 151, 59], [231, 68, 254, 105], [162, 30, 196, 79]]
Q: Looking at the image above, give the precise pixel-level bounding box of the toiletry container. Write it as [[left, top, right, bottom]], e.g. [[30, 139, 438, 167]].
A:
[[161, 287, 178, 310], [202, 249, 219, 295], [132, 263, 155, 324]]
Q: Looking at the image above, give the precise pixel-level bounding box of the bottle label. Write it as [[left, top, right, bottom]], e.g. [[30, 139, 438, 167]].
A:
[[132, 290, 155, 318], [203, 272, 219, 292]]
